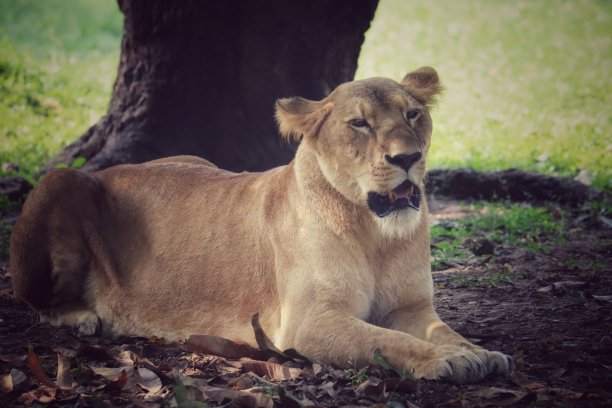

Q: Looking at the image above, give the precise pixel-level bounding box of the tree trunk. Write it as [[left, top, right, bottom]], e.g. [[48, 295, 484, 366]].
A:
[[48, 0, 378, 173]]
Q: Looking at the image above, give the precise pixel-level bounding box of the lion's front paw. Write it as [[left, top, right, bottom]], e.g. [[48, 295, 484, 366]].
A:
[[411, 345, 486, 383], [471, 348, 515, 376]]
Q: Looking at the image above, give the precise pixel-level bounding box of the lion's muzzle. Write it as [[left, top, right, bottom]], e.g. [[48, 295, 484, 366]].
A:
[[367, 179, 421, 217]]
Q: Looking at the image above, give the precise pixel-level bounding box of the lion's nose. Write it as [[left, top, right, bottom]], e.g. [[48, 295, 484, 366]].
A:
[[384, 152, 422, 172]]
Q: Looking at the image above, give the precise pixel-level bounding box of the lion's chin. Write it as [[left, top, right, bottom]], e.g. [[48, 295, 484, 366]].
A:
[[373, 207, 423, 238], [367, 180, 421, 218]]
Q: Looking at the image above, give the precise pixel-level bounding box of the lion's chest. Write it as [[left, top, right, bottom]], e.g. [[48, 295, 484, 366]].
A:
[[368, 249, 433, 324]]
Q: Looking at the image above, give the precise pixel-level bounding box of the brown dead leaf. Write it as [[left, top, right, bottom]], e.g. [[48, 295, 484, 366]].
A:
[[1, 369, 27, 393], [229, 374, 255, 390], [278, 386, 303, 408], [319, 380, 337, 398], [27, 344, 56, 389], [241, 359, 302, 381], [18, 385, 57, 404], [511, 371, 587, 400], [537, 387, 587, 400], [56, 352, 73, 390], [592, 294, 612, 303], [356, 378, 384, 396], [176, 376, 210, 395], [52, 346, 78, 359], [130, 395, 162, 408], [111, 344, 144, 365], [204, 386, 274, 408], [537, 281, 586, 295], [355, 377, 417, 396], [0, 354, 27, 366], [104, 369, 128, 393], [462, 387, 528, 407], [510, 371, 544, 390], [185, 334, 265, 360], [213, 357, 243, 375], [135, 367, 162, 393], [90, 364, 134, 381]]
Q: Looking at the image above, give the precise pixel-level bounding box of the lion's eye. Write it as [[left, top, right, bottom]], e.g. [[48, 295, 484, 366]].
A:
[[350, 119, 369, 128], [405, 110, 420, 121]]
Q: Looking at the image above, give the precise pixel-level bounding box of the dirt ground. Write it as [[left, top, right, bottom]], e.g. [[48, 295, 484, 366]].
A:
[[0, 200, 610, 408]]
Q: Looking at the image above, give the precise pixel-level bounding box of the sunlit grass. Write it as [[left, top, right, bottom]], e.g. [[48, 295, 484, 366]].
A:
[[430, 202, 567, 270], [0, 0, 610, 191], [0, 0, 121, 181], [357, 0, 612, 190]]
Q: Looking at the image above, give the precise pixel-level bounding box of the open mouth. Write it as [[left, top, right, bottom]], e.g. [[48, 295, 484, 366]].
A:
[[367, 180, 421, 218]]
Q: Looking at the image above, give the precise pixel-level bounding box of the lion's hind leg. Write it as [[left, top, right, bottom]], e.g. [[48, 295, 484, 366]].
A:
[[10, 169, 104, 334]]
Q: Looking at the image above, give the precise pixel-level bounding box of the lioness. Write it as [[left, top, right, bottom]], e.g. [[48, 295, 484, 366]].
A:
[[11, 67, 512, 382]]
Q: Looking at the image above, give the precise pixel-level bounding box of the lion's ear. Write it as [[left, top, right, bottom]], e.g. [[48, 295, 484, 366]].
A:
[[275, 97, 333, 143], [401, 66, 443, 108]]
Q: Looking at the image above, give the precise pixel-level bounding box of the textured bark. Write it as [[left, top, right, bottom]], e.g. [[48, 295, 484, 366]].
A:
[[48, 0, 378, 172]]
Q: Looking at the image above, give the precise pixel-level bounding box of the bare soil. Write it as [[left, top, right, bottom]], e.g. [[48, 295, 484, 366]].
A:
[[0, 200, 610, 408]]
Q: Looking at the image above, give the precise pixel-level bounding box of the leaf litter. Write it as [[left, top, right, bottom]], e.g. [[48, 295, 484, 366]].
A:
[[0, 199, 611, 407]]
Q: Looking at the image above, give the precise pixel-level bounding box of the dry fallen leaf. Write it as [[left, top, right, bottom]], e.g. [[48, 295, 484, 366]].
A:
[[130, 394, 162, 408], [204, 386, 274, 408], [1, 369, 27, 393], [462, 387, 528, 407], [90, 364, 135, 381], [229, 374, 255, 390], [510, 371, 544, 390], [185, 334, 265, 360], [537, 281, 586, 295], [27, 344, 56, 389], [18, 385, 57, 404], [511, 371, 587, 400], [592, 294, 612, 303], [135, 367, 162, 393], [56, 352, 73, 390], [103, 369, 129, 392], [0, 354, 27, 366], [241, 359, 302, 381], [52, 346, 78, 359]]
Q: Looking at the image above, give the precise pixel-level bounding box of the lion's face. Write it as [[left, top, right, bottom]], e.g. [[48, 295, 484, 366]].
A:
[[276, 67, 442, 234]]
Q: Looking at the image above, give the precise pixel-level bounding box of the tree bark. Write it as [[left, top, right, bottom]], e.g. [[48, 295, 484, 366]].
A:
[[48, 0, 378, 173]]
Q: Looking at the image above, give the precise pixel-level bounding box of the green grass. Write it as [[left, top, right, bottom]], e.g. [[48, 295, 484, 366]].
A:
[[0, 0, 610, 191], [0, 0, 122, 182], [431, 202, 567, 270], [357, 0, 612, 190]]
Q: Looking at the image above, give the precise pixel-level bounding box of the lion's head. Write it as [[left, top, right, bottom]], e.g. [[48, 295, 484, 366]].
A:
[[276, 67, 442, 235]]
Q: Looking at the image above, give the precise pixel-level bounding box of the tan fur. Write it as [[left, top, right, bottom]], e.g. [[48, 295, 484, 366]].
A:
[[10, 68, 512, 382]]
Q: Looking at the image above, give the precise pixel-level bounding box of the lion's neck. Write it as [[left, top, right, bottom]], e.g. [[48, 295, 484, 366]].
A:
[[292, 146, 371, 236]]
